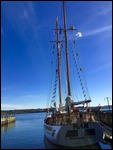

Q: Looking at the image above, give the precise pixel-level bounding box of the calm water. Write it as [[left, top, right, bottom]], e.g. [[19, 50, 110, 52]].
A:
[[1, 112, 111, 149]]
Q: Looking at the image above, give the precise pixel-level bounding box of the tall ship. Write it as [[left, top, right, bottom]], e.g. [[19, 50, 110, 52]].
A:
[[44, 1, 103, 147]]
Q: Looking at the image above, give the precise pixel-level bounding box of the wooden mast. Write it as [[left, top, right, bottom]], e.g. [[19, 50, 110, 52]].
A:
[[56, 17, 62, 105], [63, 1, 71, 96]]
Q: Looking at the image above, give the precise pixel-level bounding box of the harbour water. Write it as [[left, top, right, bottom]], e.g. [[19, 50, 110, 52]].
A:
[[1, 112, 111, 149]]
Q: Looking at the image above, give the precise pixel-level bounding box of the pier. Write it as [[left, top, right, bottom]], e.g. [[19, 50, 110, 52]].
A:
[[99, 121, 112, 145], [1, 115, 16, 126], [97, 111, 112, 127], [94, 111, 112, 145]]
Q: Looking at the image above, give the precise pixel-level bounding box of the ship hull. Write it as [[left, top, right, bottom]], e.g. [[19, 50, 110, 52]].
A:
[[44, 122, 103, 147]]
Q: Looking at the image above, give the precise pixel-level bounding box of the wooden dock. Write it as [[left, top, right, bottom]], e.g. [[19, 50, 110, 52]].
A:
[[1, 115, 16, 126]]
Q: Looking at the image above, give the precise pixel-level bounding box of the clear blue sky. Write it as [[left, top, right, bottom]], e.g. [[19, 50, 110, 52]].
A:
[[1, 1, 112, 110]]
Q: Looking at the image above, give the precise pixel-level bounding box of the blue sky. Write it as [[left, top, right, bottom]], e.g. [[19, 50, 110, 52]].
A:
[[1, 1, 112, 110]]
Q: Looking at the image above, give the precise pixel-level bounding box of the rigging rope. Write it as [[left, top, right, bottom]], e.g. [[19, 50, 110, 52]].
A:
[[69, 38, 90, 101], [46, 41, 56, 108], [75, 38, 91, 100], [68, 40, 83, 101]]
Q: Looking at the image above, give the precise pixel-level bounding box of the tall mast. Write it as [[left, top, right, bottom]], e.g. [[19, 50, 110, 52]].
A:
[[63, 1, 71, 96], [56, 17, 62, 105]]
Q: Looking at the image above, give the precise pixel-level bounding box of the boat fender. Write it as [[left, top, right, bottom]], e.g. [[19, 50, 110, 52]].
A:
[[74, 116, 77, 123]]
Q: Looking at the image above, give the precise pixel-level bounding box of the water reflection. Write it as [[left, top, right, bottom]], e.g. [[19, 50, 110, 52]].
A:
[[1, 122, 15, 133], [44, 136, 101, 149]]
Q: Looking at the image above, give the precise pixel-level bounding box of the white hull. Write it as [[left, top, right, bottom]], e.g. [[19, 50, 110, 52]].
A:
[[44, 122, 103, 147]]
